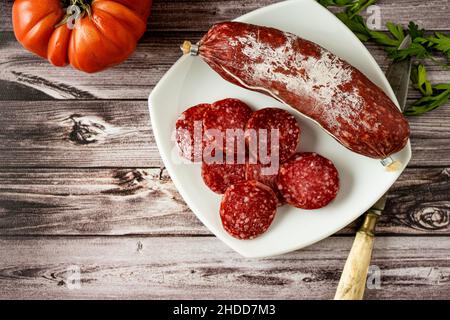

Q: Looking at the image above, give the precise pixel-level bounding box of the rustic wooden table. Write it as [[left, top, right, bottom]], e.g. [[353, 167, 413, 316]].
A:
[[0, 0, 449, 300]]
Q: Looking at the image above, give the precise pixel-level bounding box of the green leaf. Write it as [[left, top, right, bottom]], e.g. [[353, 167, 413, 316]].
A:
[[428, 33, 450, 58], [405, 64, 450, 115], [414, 32, 450, 59], [411, 64, 432, 96], [387, 43, 429, 61], [368, 22, 406, 49], [434, 83, 450, 91], [370, 30, 402, 47], [407, 21, 425, 40], [336, 12, 371, 40], [346, 0, 378, 17], [386, 22, 405, 42], [405, 90, 450, 115], [355, 32, 371, 42]]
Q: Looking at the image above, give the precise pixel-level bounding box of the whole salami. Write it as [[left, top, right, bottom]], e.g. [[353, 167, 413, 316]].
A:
[[182, 22, 410, 161], [277, 152, 339, 209], [220, 180, 277, 239]]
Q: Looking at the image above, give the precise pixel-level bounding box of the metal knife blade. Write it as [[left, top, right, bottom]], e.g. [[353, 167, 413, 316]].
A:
[[369, 35, 412, 214], [385, 35, 412, 112]]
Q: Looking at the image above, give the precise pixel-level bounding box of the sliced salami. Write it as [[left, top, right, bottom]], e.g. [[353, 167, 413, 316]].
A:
[[202, 161, 246, 194], [246, 108, 301, 163], [220, 180, 277, 240], [277, 152, 339, 209], [203, 98, 253, 155], [245, 162, 285, 205], [175, 103, 210, 162]]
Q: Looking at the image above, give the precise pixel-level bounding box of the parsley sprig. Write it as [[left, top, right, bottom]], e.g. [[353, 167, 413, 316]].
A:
[[406, 64, 450, 115], [318, 0, 450, 115]]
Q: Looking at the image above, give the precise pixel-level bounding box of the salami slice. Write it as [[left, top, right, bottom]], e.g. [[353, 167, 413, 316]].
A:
[[202, 161, 246, 194], [220, 180, 277, 239], [277, 152, 339, 209], [245, 162, 285, 205], [203, 98, 253, 155], [175, 103, 210, 162], [246, 108, 301, 163]]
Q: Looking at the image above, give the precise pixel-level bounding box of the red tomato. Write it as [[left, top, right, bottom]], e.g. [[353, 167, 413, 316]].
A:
[[12, 0, 152, 73]]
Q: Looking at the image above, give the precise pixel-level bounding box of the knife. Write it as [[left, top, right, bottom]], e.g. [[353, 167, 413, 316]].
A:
[[334, 35, 412, 300]]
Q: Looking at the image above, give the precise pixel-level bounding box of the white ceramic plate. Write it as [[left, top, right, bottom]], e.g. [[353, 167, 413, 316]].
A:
[[149, 0, 411, 258]]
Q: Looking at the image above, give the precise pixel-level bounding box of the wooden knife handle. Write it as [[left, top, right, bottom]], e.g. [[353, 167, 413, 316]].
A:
[[334, 213, 379, 300]]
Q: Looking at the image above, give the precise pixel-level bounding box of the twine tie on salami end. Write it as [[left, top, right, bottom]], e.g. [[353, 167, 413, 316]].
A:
[[181, 41, 199, 56], [381, 157, 401, 172]]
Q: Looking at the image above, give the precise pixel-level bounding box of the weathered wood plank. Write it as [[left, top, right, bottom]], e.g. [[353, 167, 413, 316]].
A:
[[0, 100, 160, 167], [0, 236, 448, 299], [383, 167, 450, 233], [150, 0, 450, 32], [1, 0, 449, 32], [0, 100, 449, 167], [0, 168, 199, 235], [0, 167, 448, 235], [1, 31, 449, 100], [0, 32, 165, 100]]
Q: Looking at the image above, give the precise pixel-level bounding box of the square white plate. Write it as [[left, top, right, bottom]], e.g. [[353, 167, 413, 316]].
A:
[[149, 0, 411, 258]]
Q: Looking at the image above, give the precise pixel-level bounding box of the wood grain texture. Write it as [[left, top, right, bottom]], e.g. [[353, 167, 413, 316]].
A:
[[0, 167, 448, 236], [1, 31, 449, 100], [0, 100, 160, 167], [0, 100, 449, 167], [0, 236, 449, 300], [0, 168, 199, 235], [1, 0, 450, 32]]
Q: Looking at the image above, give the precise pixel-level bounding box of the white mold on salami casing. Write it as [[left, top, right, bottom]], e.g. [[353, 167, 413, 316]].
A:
[[230, 32, 364, 132], [190, 22, 410, 160]]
